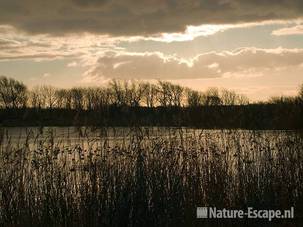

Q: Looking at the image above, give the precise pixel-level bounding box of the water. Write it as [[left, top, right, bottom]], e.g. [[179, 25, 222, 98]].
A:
[[1, 126, 195, 143], [0, 127, 201, 150], [0, 126, 300, 150]]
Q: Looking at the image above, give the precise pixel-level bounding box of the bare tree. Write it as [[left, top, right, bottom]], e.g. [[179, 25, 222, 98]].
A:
[[186, 89, 203, 107], [236, 94, 249, 105], [99, 87, 114, 107], [29, 85, 57, 109], [83, 87, 112, 110], [142, 82, 158, 107], [0, 76, 255, 111], [204, 87, 222, 106], [55, 90, 63, 108], [109, 79, 126, 106], [42, 85, 57, 109], [269, 96, 296, 105], [128, 81, 145, 107], [123, 81, 132, 106], [71, 88, 84, 110], [54, 89, 74, 109], [29, 86, 45, 108], [170, 84, 184, 107], [84, 88, 95, 110], [0, 76, 27, 109], [221, 89, 237, 105], [157, 81, 172, 107]]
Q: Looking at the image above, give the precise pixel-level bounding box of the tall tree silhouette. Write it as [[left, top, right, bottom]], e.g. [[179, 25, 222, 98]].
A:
[[0, 76, 27, 109]]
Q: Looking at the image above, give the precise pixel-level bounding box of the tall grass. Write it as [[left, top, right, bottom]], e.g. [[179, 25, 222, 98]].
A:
[[0, 128, 302, 226]]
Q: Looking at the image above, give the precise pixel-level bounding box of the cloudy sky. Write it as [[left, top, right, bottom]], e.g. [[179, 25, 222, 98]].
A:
[[1, 0, 303, 101]]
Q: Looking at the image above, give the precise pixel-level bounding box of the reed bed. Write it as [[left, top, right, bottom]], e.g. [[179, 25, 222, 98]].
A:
[[0, 127, 302, 226]]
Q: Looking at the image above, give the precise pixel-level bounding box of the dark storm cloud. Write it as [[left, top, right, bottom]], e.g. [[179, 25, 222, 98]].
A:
[[0, 0, 303, 36]]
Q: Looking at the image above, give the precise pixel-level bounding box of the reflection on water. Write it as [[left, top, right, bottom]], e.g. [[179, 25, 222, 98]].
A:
[[0, 126, 300, 149]]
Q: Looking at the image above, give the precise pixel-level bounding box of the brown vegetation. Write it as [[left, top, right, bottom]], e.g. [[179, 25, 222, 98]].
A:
[[0, 128, 302, 226]]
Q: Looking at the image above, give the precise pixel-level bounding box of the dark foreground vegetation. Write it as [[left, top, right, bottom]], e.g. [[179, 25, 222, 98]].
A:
[[0, 76, 303, 128], [1, 128, 303, 227]]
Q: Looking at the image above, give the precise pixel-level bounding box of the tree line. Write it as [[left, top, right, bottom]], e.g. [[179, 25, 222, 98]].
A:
[[0, 76, 254, 110], [1, 76, 303, 128], [2, 75, 302, 110]]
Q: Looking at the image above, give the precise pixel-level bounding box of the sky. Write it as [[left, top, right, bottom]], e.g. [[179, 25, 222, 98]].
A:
[[1, 0, 303, 101]]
